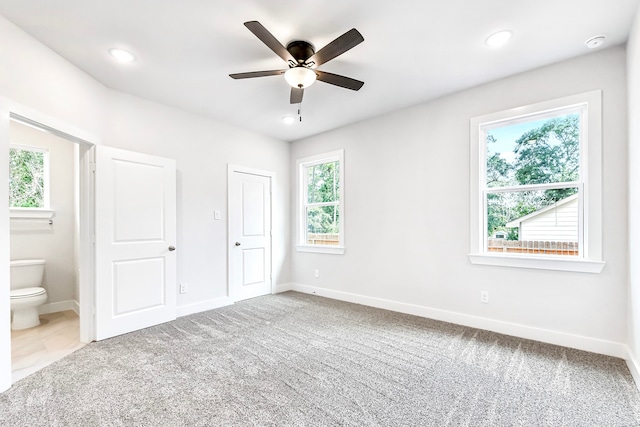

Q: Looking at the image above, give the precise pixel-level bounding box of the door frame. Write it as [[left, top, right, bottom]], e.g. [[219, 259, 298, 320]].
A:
[[227, 164, 274, 302], [0, 99, 98, 392]]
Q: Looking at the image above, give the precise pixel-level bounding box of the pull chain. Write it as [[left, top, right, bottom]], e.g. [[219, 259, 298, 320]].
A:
[[297, 83, 304, 122]]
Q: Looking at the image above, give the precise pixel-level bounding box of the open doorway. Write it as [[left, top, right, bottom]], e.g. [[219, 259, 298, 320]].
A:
[[7, 114, 95, 383]]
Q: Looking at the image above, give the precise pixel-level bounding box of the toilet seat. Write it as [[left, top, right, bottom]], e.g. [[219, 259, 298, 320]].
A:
[[10, 287, 46, 299]]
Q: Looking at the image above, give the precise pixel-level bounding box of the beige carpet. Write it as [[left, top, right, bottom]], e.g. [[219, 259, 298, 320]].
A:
[[1, 291, 639, 426]]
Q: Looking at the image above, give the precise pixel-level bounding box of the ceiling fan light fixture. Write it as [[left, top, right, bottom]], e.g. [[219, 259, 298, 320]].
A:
[[284, 67, 316, 89], [282, 116, 296, 124]]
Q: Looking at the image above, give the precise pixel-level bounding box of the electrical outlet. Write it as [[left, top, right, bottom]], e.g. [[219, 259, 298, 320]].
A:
[[314, 269, 320, 279], [180, 283, 188, 294], [480, 290, 489, 304]]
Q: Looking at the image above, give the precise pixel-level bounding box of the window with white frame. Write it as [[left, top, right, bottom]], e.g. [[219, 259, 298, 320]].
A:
[[469, 91, 604, 273], [297, 150, 345, 254], [9, 144, 50, 209]]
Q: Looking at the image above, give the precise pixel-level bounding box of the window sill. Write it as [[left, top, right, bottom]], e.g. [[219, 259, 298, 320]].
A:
[[296, 245, 345, 255], [10, 208, 55, 220], [468, 253, 605, 273]]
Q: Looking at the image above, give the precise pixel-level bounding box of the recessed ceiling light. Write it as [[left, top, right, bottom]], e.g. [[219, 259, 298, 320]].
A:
[[282, 116, 296, 125], [109, 48, 136, 63], [585, 35, 606, 49], [486, 30, 513, 48]]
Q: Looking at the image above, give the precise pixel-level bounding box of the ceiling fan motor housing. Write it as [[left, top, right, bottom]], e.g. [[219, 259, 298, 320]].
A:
[[286, 41, 315, 65]]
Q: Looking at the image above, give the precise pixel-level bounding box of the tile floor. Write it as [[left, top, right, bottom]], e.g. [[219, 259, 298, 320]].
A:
[[11, 310, 86, 383]]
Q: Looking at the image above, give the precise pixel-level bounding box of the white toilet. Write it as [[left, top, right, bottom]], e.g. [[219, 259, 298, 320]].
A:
[[10, 259, 48, 330]]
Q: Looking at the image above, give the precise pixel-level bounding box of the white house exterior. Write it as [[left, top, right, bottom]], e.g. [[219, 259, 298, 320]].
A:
[[505, 194, 578, 242]]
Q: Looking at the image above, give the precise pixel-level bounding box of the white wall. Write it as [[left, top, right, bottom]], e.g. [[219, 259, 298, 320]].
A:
[[627, 5, 640, 380], [10, 121, 77, 306], [0, 13, 290, 392], [290, 46, 628, 356]]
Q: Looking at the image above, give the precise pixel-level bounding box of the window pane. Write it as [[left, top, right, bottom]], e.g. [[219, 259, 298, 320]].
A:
[[486, 113, 580, 188], [9, 148, 45, 208], [306, 205, 340, 246], [486, 187, 579, 256], [307, 161, 339, 204]]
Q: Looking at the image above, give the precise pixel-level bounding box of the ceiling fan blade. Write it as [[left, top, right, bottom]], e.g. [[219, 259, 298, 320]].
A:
[[290, 87, 304, 104], [229, 70, 286, 79], [244, 21, 296, 64], [306, 29, 364, 67], [316, 70, 364, 91]]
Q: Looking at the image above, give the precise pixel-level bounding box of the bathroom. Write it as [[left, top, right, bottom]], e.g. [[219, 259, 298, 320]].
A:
[[9, 119, 84, 381]]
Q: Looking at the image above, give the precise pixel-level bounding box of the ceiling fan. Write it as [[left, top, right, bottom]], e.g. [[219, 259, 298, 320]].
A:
[[230, 21, 364, 104]]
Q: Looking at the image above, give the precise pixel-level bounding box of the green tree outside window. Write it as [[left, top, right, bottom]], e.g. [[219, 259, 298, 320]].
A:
[[306, 161, 340, 235], [485, 113, 580, 238], [9, 147, 46, 208]]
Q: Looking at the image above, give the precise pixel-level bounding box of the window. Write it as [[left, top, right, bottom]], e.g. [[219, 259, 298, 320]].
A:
[[469, 91, 604, 273], [297, 150, 345, 254], [10, 144, 50, 208], [9, 144, 53, 219]]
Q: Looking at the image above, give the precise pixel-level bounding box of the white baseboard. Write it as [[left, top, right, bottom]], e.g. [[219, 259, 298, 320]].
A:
[[38, 300, 79, 316], [176, 284, 296, 317], [176, 296, 233, 318], [625, 346, 640, 391], [274, 283, 294, 293], [288, 283, 626, 359]]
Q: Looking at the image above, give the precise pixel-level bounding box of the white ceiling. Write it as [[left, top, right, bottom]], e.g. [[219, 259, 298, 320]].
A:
[[0, 0, 638, 142]]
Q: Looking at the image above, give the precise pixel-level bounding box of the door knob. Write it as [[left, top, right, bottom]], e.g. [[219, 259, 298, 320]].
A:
[[168, 246, 176, 251], [235, 242, 241, 246]]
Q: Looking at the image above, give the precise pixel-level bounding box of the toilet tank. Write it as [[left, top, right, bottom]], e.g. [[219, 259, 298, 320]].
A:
[[10, 259, 46, 290]]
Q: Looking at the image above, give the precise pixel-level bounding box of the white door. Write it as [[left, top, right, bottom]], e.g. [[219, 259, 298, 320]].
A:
[[95, 146, 177, 340], [229, 168, 272, 301]]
